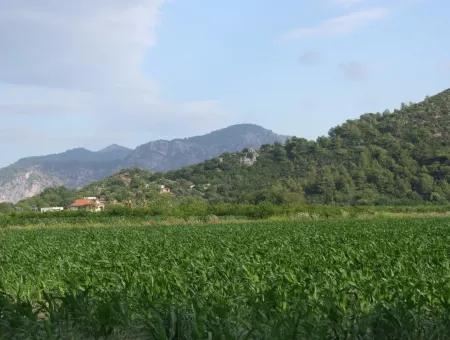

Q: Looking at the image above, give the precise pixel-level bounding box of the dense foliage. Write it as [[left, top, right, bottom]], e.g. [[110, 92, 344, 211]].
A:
[[160, 90, 450, 205], [1, 218, 450, 338], [0, 203, 14, 214], [17, 89, 450, 208], [15, 186, 77, 211]]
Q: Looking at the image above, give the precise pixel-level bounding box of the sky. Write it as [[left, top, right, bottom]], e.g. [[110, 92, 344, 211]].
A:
[[1, 0, 450, 167]]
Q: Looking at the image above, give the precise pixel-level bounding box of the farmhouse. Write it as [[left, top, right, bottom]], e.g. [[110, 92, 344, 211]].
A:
[[69, 197, 105, 212]]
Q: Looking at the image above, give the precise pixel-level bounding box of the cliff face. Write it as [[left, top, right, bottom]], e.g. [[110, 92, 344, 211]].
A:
[[0, 167, 63, 204]]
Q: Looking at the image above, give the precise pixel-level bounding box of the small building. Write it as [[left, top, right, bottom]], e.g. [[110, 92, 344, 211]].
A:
[[40, 207, 64, 213], [160, 185, 171, 194], [69, 199, 94, 211], [69, 197, 105, 212]]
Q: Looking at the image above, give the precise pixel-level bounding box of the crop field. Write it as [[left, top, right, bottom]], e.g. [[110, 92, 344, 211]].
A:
[[1, 218, 450, 339]]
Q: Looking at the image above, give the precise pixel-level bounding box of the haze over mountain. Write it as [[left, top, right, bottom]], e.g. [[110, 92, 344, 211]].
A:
[[0, 124, 287, 203]]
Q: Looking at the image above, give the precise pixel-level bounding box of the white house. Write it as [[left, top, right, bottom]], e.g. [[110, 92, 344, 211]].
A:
[[40, 207, 64, 213]]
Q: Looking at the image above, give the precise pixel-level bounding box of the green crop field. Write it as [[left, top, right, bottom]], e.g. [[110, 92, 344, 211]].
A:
[[1, 218, 450, 339]]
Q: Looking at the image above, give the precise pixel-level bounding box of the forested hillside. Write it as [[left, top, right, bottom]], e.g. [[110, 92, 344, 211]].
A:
[[166, 89, 450, 205], [18, 89, 450, 208]]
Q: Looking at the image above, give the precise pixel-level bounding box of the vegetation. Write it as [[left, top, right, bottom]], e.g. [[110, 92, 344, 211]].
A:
[[15, 187, 77, 211], [159, 90, 450, 205], [1, 218, 450, 339], [3, 201, 450, 228], [16, 89, 450, 209], [4, 90, 450, 338], [0, 203, 14, 214]]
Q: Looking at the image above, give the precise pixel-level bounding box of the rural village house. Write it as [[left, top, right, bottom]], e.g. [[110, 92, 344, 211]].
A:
[[69, 197, 105, 212]]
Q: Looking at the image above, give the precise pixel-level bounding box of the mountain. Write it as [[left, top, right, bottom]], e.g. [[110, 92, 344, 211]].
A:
[[0, 125, 287, 203], [41, 88, 450, 207], [126, 124, 287, 171], [0, 146, 132, 203]]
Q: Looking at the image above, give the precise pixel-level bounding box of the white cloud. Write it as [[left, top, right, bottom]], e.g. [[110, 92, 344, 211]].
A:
[[0, 0, 236, 163], [0, 0, 164, 91], [284, 8, 389, 40]]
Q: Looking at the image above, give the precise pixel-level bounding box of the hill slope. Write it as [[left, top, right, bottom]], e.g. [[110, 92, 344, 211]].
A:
[[1, 125, 286, 203], [62, 89, 450, 206]]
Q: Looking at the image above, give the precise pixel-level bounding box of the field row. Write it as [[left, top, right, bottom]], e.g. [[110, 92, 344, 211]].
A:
[[1, 218, 450, 339]]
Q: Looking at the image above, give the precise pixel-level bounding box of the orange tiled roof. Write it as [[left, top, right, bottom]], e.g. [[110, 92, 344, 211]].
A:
[[70, 199, 94, 207]]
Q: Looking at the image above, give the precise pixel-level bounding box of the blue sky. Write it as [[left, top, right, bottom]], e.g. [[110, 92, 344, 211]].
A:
[[1, 0, 450, 167]]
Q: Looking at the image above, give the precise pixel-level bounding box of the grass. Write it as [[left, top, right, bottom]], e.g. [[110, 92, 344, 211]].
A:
[[2, 203, 450, 230], [1, 217, 450, 339]]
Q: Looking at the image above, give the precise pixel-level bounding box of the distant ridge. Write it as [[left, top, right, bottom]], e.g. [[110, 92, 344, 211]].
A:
[[0, 124, 287, 203], [126, 124, 288, 171]]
